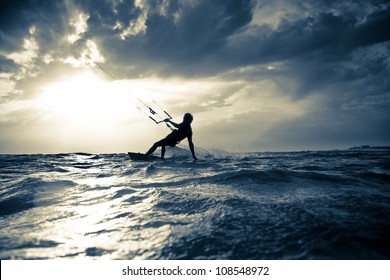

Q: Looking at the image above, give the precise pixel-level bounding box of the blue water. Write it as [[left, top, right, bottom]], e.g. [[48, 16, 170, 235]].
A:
[[0, 148, 389, 259]]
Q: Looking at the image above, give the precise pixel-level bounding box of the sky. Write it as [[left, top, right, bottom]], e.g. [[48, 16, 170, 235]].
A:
[[1, 0, 390, 154]]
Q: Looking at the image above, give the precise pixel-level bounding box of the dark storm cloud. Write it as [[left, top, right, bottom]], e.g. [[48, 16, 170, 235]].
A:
[[219, 6, 390, 72], [145, 0, 255, 61], [0, 55, 17, 72], [0, 1, 68, 49], [59, 0, 257, 77], [121, 0, 390, 77], [2, 0, 389, 78], [214, 3, 390, 101], [0, 0, 73, 87], [0, 1, 32, 52], [73, 0, 140, 35]]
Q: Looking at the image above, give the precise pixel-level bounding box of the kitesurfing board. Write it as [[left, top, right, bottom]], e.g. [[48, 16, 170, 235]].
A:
[[128, 152, 160, 161]]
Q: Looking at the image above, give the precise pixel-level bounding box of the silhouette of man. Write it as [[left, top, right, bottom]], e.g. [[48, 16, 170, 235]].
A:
[[145, 113, 198, 160]]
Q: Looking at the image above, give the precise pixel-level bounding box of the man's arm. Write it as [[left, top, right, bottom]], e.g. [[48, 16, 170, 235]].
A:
[[165, 119, 180, 128], [187, 135, 198, 160]]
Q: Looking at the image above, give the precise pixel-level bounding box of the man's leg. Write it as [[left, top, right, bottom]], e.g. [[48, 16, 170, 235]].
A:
[[145, 139, 165, 157], [145, 142, 159, 157]]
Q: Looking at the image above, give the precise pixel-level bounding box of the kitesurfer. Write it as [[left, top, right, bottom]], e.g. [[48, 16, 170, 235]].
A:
[[145, 113, 198, 160]]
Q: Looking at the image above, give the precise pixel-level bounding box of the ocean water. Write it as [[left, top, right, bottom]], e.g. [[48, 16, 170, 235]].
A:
[[0, 148, 389, 260]]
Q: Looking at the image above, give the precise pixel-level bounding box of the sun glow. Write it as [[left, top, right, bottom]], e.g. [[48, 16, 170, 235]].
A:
[[32, 71, 144, 152], [38, 72, 133, 126]]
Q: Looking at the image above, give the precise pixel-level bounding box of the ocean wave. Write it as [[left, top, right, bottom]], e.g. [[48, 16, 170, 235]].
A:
[[0, 177, 77, 216], [0, 150, 389, 259], [0, 236, 60, 255]]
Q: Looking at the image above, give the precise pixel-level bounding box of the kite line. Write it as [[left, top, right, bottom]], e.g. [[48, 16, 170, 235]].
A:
[[26, 3, 173, 129]]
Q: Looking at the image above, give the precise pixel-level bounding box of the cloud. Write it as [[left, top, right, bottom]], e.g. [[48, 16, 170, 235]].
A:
[[67, 9, 89, 43], [11, 0, 386, 81], [63, 40, 105, 67], [72, 0, 257, 76], [7, 27, 39, 75], [116, 0, 148, 39]]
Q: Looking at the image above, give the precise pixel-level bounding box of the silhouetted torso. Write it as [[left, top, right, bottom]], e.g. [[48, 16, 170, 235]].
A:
[[165, 123, 192, 147]]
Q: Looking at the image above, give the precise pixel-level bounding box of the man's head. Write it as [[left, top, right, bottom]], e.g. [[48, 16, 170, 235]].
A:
[[183, 113, 193, 124]]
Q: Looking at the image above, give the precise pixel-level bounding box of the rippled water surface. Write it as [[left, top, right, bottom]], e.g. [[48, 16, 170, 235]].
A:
[[0, 149, 389, 259]]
